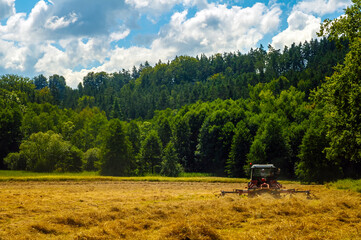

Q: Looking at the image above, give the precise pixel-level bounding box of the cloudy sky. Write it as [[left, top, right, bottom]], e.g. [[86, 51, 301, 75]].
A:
[[0, 0, 351, 88]]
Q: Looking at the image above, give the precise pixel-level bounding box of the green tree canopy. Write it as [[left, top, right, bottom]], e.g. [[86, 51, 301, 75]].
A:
[[83, 147, 101, 171], [316, 0, 361, 178], [0, 90, 23, 169], [247, 114, 292, 178], [161, 141, 183, 177], [197, 110, 235, 175], [5, 131, 82, 172], [33, 74, 48, 90], [226, 121, 252, 177], [100, 119, 135, 176], [139, 130, 163, 175]]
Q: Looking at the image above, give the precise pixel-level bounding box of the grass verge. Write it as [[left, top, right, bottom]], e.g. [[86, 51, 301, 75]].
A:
[[0, 170, 248, 183], [328, 179, 361, 193]]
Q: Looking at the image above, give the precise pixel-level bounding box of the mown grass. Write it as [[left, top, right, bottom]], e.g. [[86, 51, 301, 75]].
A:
[[328, 179, 361, 193], [0, 181, 360, 240], [0, 170, 248, 183]]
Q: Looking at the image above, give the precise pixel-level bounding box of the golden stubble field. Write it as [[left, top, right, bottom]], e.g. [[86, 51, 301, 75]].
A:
[[0, 181, 360, 240]]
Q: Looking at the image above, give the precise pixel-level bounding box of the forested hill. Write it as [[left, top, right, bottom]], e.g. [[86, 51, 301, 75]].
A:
[[36, 37, 347, 120], [1, 3, 361, 183]]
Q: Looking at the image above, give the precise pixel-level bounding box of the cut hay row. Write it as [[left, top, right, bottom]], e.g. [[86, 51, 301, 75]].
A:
[[0, 181, 360, 239]]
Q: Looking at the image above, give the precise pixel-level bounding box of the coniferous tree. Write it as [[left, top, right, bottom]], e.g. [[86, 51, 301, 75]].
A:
[[110, 98, 123, 120], [157, 118, 172, 147], [100, 119, 134, 176], [139, 130, 162, 175], [33, 74, 48, 90], [173, 116, 192, 171], [161, 141, 183, 177], [226, 121, 251, 177], [127, 121, 141, 155], [197, 110, 234, 175], [48, 74, 66, 105]]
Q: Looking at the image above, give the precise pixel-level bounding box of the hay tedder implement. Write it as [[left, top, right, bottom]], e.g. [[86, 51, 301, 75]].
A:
[[221, 164, 310, 198]]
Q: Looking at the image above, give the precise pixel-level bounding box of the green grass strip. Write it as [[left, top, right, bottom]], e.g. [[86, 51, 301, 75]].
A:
[[328, 179, 361, 193], [0, 170, 248, 183], [0, 170, 304, 184]]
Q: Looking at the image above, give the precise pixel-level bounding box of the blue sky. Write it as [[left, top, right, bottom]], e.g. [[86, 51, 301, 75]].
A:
[[0, 0, 351, 87]]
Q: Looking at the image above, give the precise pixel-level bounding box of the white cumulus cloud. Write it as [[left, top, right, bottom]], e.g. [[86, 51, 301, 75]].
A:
[[294, 0, 351, 16], [0, 0, 50, 42], [154, 3, 282, 56], [1, 1, 283, 88], [110, 28, 131, 42], [0, 0, 14, 19], [125, 0, 208, 13], [0, 0, 352, 88], [271, 10, 321, 50], [60, 2, 282, 87], [34, 37, 110, 81], [0, 39, 28, 71], [45, 12, 78, 30]]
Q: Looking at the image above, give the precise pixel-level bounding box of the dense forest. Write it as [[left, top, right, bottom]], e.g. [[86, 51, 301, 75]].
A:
[[1, 1, 361, 183]]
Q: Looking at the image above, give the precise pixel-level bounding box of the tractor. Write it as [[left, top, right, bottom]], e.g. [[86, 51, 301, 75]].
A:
[[221, 164, 310, 197]]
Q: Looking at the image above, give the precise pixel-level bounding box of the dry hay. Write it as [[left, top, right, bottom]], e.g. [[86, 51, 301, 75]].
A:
[[0, 181, 360, 239]]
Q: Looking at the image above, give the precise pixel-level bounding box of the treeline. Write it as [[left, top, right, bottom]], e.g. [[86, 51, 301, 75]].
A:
[[22, 38, 347, 120], [1, 1, 361, 182], [77, 37, 347, 120], [1, 82, 309, 178], [0, 100, 182, 176]]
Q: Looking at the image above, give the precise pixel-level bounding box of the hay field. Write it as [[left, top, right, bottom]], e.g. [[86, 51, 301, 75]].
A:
[[0, 181, 360, 240]]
